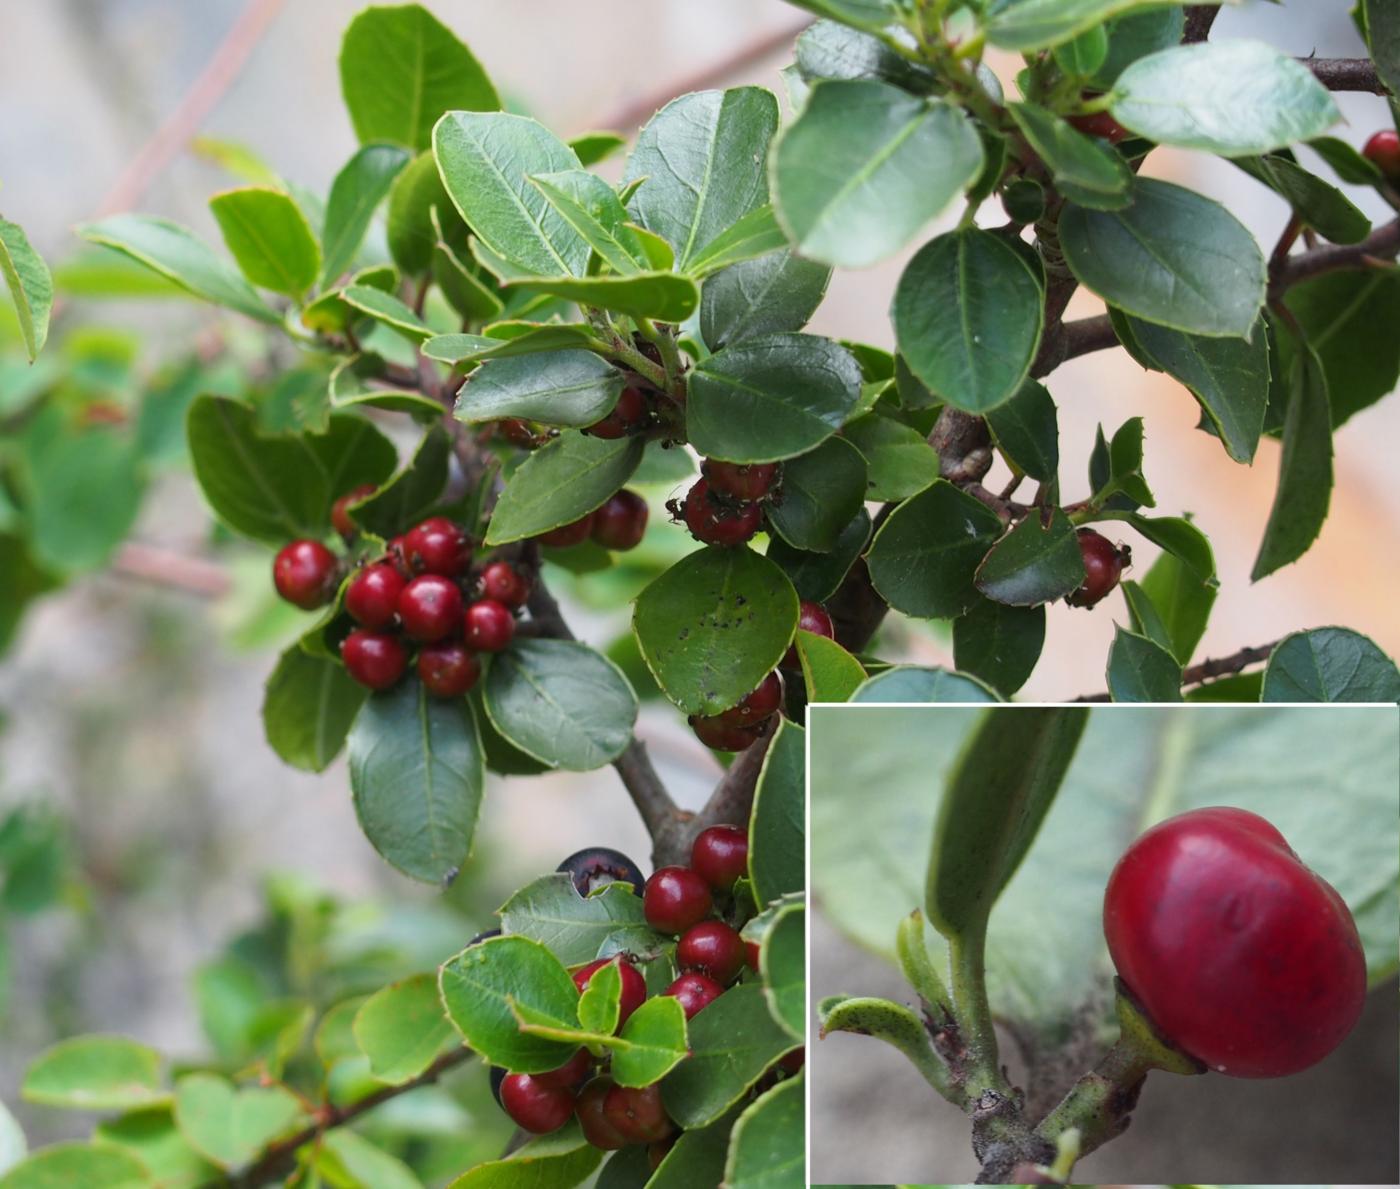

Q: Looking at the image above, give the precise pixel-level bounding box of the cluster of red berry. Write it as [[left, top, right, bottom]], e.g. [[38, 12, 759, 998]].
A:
[[536, 487, 649, 552], [674, 458, 781, 547]]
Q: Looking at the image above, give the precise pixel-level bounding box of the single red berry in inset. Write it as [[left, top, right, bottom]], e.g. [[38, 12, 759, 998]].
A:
[[665, 971, 724, 1019], [499, 1072, 575, 1134], [536, 513, 595, 549], [689, 713, 768, 753], [272, 540, 338, 610], [591, 490, 649, 551], [1068, 109, 1128, 144], [330, 483, 376, 539], [703, 459, 780, 502], [677, 920, 747, 984], [782, 600, 835, 666], [586, 385, 648, 439], [341, 629, 409, 690], [717, 670, 784, 729], [345, 563, 406, 630], [397, 574, 464, 643], [417, 642, 481, 697], [1103, 806, 1366, 1078], [557, 847, 645, 897], [604, 1082, 673, 1145], [1066, 528, 1129, 609], [531, 1048, 592, 1091], [680, 477, 763, 546], [643, 866, 713, 934], [1363, 129, 1400, 180], [576, 1078, 629, 1150], [479, 560, 531, 609], [691, 824, 749, 891], [464, 598, 515, 652], [573, 956, 648, 1028], [403, 516, 472, 576]]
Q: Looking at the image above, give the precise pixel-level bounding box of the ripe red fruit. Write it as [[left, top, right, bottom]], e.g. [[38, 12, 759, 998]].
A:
[[385, 535, 410, 576], [717, 671, 784, 729], [746, 941, 761, 972], [536, 513, 595, 549], [573, 956, 647, 1028], [1068, 109, 1128, 144], [603, 1082, 673, 1145], [680, 478, 764, 547], [479, 560, 531, 609], [703, 459, 780, 501], [1104, 806, 1366, 1078], [779, 1047, 805, 1074], [586, 386, 648, 439], [1067, 528, 1128, 609], [497, 418, 539, 448], [397, 574, 464, 642], [576, 1078, 630, 1150], [531, 1048, 592, 1091], [403, 516, 472, 577], [643, 866, 713, 934], [689, 713, 769, 753], [341, 629, 409, 690], [345, 563, 406, 629], [463, 598, 516, 652], [499, 1072, 576, 1134], [665, 971, 724, 1019], [330, 483, 376, 539], [691, 824, 749, 891], [782, 600, 835, 665], [557, 847, 646, 897], [1362, 129, 1400, 180], [677, 920, 747, 984], [272, 540, 338, 610], [417, 642, 481, 697], [591, 490, 649, 551]]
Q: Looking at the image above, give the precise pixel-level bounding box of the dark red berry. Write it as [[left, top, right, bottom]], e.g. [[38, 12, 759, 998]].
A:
[[665, 971, 724, 1019], [576, 1078, 630, 1150], [591, 490, 649, 551], [341, 629, 409, 690], [1066, 528, 1129, 609], [1068, 109, 1128, 144], [690, 824, 749, 891], [746, 941, 761, 972], [1363, 129, 1400, 180], [680, 477, 763, 547], [779, 1047, 805, 1074], [783, 600, 835, 666], [330, 483, 376, 539], [677, 920, 747, 984], [397, 574, 464, 643], [603, 1082, 673, 1145], [345, 563, 405, 629], [689, 714, 768, 753], [572, 956, 647, 1028], [403, 516, 472, 576], [497, 418, 539, 448], [463, 598, 515, 652], [586, 386, 648, 439], [703, 459, 780, 502], [499, 1072, 576, 1134], [536, 513, 595, 549], [643, 866, 713, 935], [385, 535, 410, 576], [479, 560, 531, 609], [557, 847, 646, 898], [717, 671, 784, 729], [272, 540, 338, 610], [531, 1048, 592, 1091], [417, 642, 481, 697]]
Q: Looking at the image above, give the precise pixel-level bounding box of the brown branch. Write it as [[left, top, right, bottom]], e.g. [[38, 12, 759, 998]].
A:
[[1301, 56, 1387, 94], [1058, 313, 1118, 365], [1075, 639, 1281, 703], [109, 541, 232, 598], [1269, 217, 1400, 298], [1183, 6, 1222, 44]]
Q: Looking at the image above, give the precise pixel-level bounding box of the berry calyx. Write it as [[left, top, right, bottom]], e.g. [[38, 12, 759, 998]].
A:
[[575, 1078, 630, 1150], [603, 1082, 673, 1145], [345, 562, 406, 630], [463, 598, 516, 652], [573, 956, 647, 1028], [676, 920, 746, 984], [536, 514, 595, 549], [782, 600, 835, 666], [341, 629, 409, 690], [1068, 109, 1128, 144], [591, 490, 649, 551], [643, 866, 713, 934], [690, 824, 749, 891], [702, 459, 780, 502], [557, 847, 646, 898], [1103, 806, 1365, 1078], [689, 714, 769, 753], [272, 540, 339, 610], [397, 574, 464, 643], [585, 386, 648, 439], [680, 478, 763, 546], [403, 516, 472, 577], [499, 1072, 576, 1134], [717, 671, 784, 729], [1067, 528, 1129, 609], [417, 642, 481, 698], [479, 560, 531, 609], [665, 971, 724, 1019], [1362, 129, 1400, 181], [531, 1048, 592, 1090]]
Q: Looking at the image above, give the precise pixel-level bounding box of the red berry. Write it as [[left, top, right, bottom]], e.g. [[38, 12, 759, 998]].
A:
[[330, 483, 376, 539], [746, 941, 761, 972], [385, 535, 410, 576], [680, 478, 763, 546], [572, 957, 647, 1028], [782, 600, 835, 666], [1104, 806, 1365, 1078], [341, 629, 409, 691], [717, 671, 784, 729], [403, 516, 472, 576], [1067, 528, 1128, 609], [586, 386, 648, 439], [499, 1072, 576, 1134], [779, 1047, 805, 1074], [557, 847, 646, 898], [479, 560, 531, 609], [576, 1078, 630, 1150], [691, 824, 749, 891], [536, 513, 595, 549], [677, 920, 747, 984], [1068, 109, 1128, 144], [689, 714, 769, 753], [463, 598, 516, 652], [497, 418, 539, 448], [603, 1082, 673, 1145], [531, 1048, 592, 1090], [665, 971, 724, 1019], [643, 866, 713, 934], [345, 563, 406, 630], [591, 490, 649, 551], [1363, 129, 1400, 180], [417, 642, 481, 697], [397, 574, 464, 643], [703, 459, 780, 501], [272, 540, 338, 610]]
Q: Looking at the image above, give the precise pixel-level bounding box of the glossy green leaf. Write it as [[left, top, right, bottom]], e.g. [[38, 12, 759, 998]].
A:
[[984, 378, 1058, 482], [22, 1036, 164, 1111], [1093, 8, 1184, 87], [699, 248, 832, 351], [348, 427, 448, 538], [724, 1075, 803, 1189], [262, 646, 366, 773], [209, 187, 320, 298], [766, 510, 871, 603], [340, 285, 432, 341], [953, 601, 1046, 696], [352, 974, 455, 1086], [1232, 154, 1370, 245], [0, 217, 52, 361], [497, 271, 699, 323], [1007, 102, 1132, 208], [795, 19, 937, 92], [750, 721, 806, 907], [484, 432, 644, 544], [172, 1074, 304, 1168], [974, 510, 1083, 607], [796, 631, 867, 704], [423, 324, 597, 364], [685, 205, 788, 278], [320, 145, 413, 283], [1262, 628, 1400, 703], [576, 961, 622, 1037], [499, 875, 654, 969], [606, 997, 689, 1086], [93, 1107, 218, 1188], [1090, 416, 1154, 507], [432, 224, 504, 321], [1364, 0, 1400, 97], [447, 1124, 600, 1188], [329, 353, 443, 417], [569, 131, 626, 167], [527, 170, 647, 275], [783, 0, 900, 31], [758, 901, 805, 1039], [318, 1130, 423, 1189], [842, 414, 939, 501], [0, 1143, 149, 1189], [764, 436, 867, 553], [1138, 537, 1217, 665], [456, 350, 625, 429], [386, 151, 467, 275], [987, 0, 1194, 50], [1106, 626, 1184, 702], [818, 996, 945, 1089]]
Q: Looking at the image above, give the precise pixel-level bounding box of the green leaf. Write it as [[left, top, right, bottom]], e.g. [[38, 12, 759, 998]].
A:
[[1120, 579, 1175, 656], [340, 284, 433, 341], [987, 0, 1194, 50], [1096, 510, 1215, 580], [974, 510, 1084, 607], [446, 1124, 600, 1188], [347, 681, 485, 884], [953, 601, 1046, 696], [795, 18, 937, 92], [1251, 340, 1333, 581], [724, 1076, 803, 1189], [76, 215, 278, 324], [0, 217, 53, 361], [1138, 538, 1217, 665], [818, 996, 945, 1089], [624, 88, 779, 272], [1060, 178, 1266, 337], [0, 1143, 149, 1189], [1054, 24, 1109, 76], [1232, 154, 1370, 245], [764, 437, 867, 552], [699, 249, 832, 351], [569, 131, 626, 167], [607, 997, 689, 1086], [1106, 626, 1184, 701], [432, 223, 504, 321], [93, 1107, 219, 1188], [261, 646, 366, 773], [688, 333, 863, 463], [22, 1036, 164, 1111], [208, 187, 320, 298], [348, 427, 449, 538], [984, 378, 1058, 482], [527, 170, 647, 275], [866, 481, 1005, 619], [484, 432, 644, 544], [925, 707, 1089, 939], [893, 229, 1043, 414], [1091, 416, 1154, 507], [352, 974, 456, 1084], [483, 638, 638, 771], [1262, 628, 1400, 703], [495, 271, 699, 323], [685, 206, 789, 278], [423, 324, 597, 365], [750, 721, 806, 907], [783, 0, 900, 31], [852, 666, 1000, 704], [766, 510, 871, 603], [498, 875, 655, 968], [645, 1110, 739, 1188], [758, 901, 805, 1039], [456, 350, 625, 429], [330, 353, 444, 417], [339, 4, 499, 151], [387, 151, 468, 275], [576, 961, 622, 1036], [1364, 0, 1400, 96], [321, 145, 413, 283], [772, 79, 982, 268], [842, 415, 939, 501], [1111, 41, 1340, 156], [796, 632, 867, 704], [318, 1130, 424, 1189], [1007, 103, 1132, 208], [1093, 8, 1184, 87], [172, 1074, 304, 1168], [0, 1101, 21, 1175]]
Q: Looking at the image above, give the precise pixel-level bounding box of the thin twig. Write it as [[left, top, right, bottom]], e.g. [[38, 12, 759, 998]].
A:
[[1075, 639, 1281, 703], [1058, 314, 1118, 366], [109, 542, 232, 598], [1269, 217, 1400, 298], [1301, 56, 1387, 94], [1183, 6, 1222, 44]]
